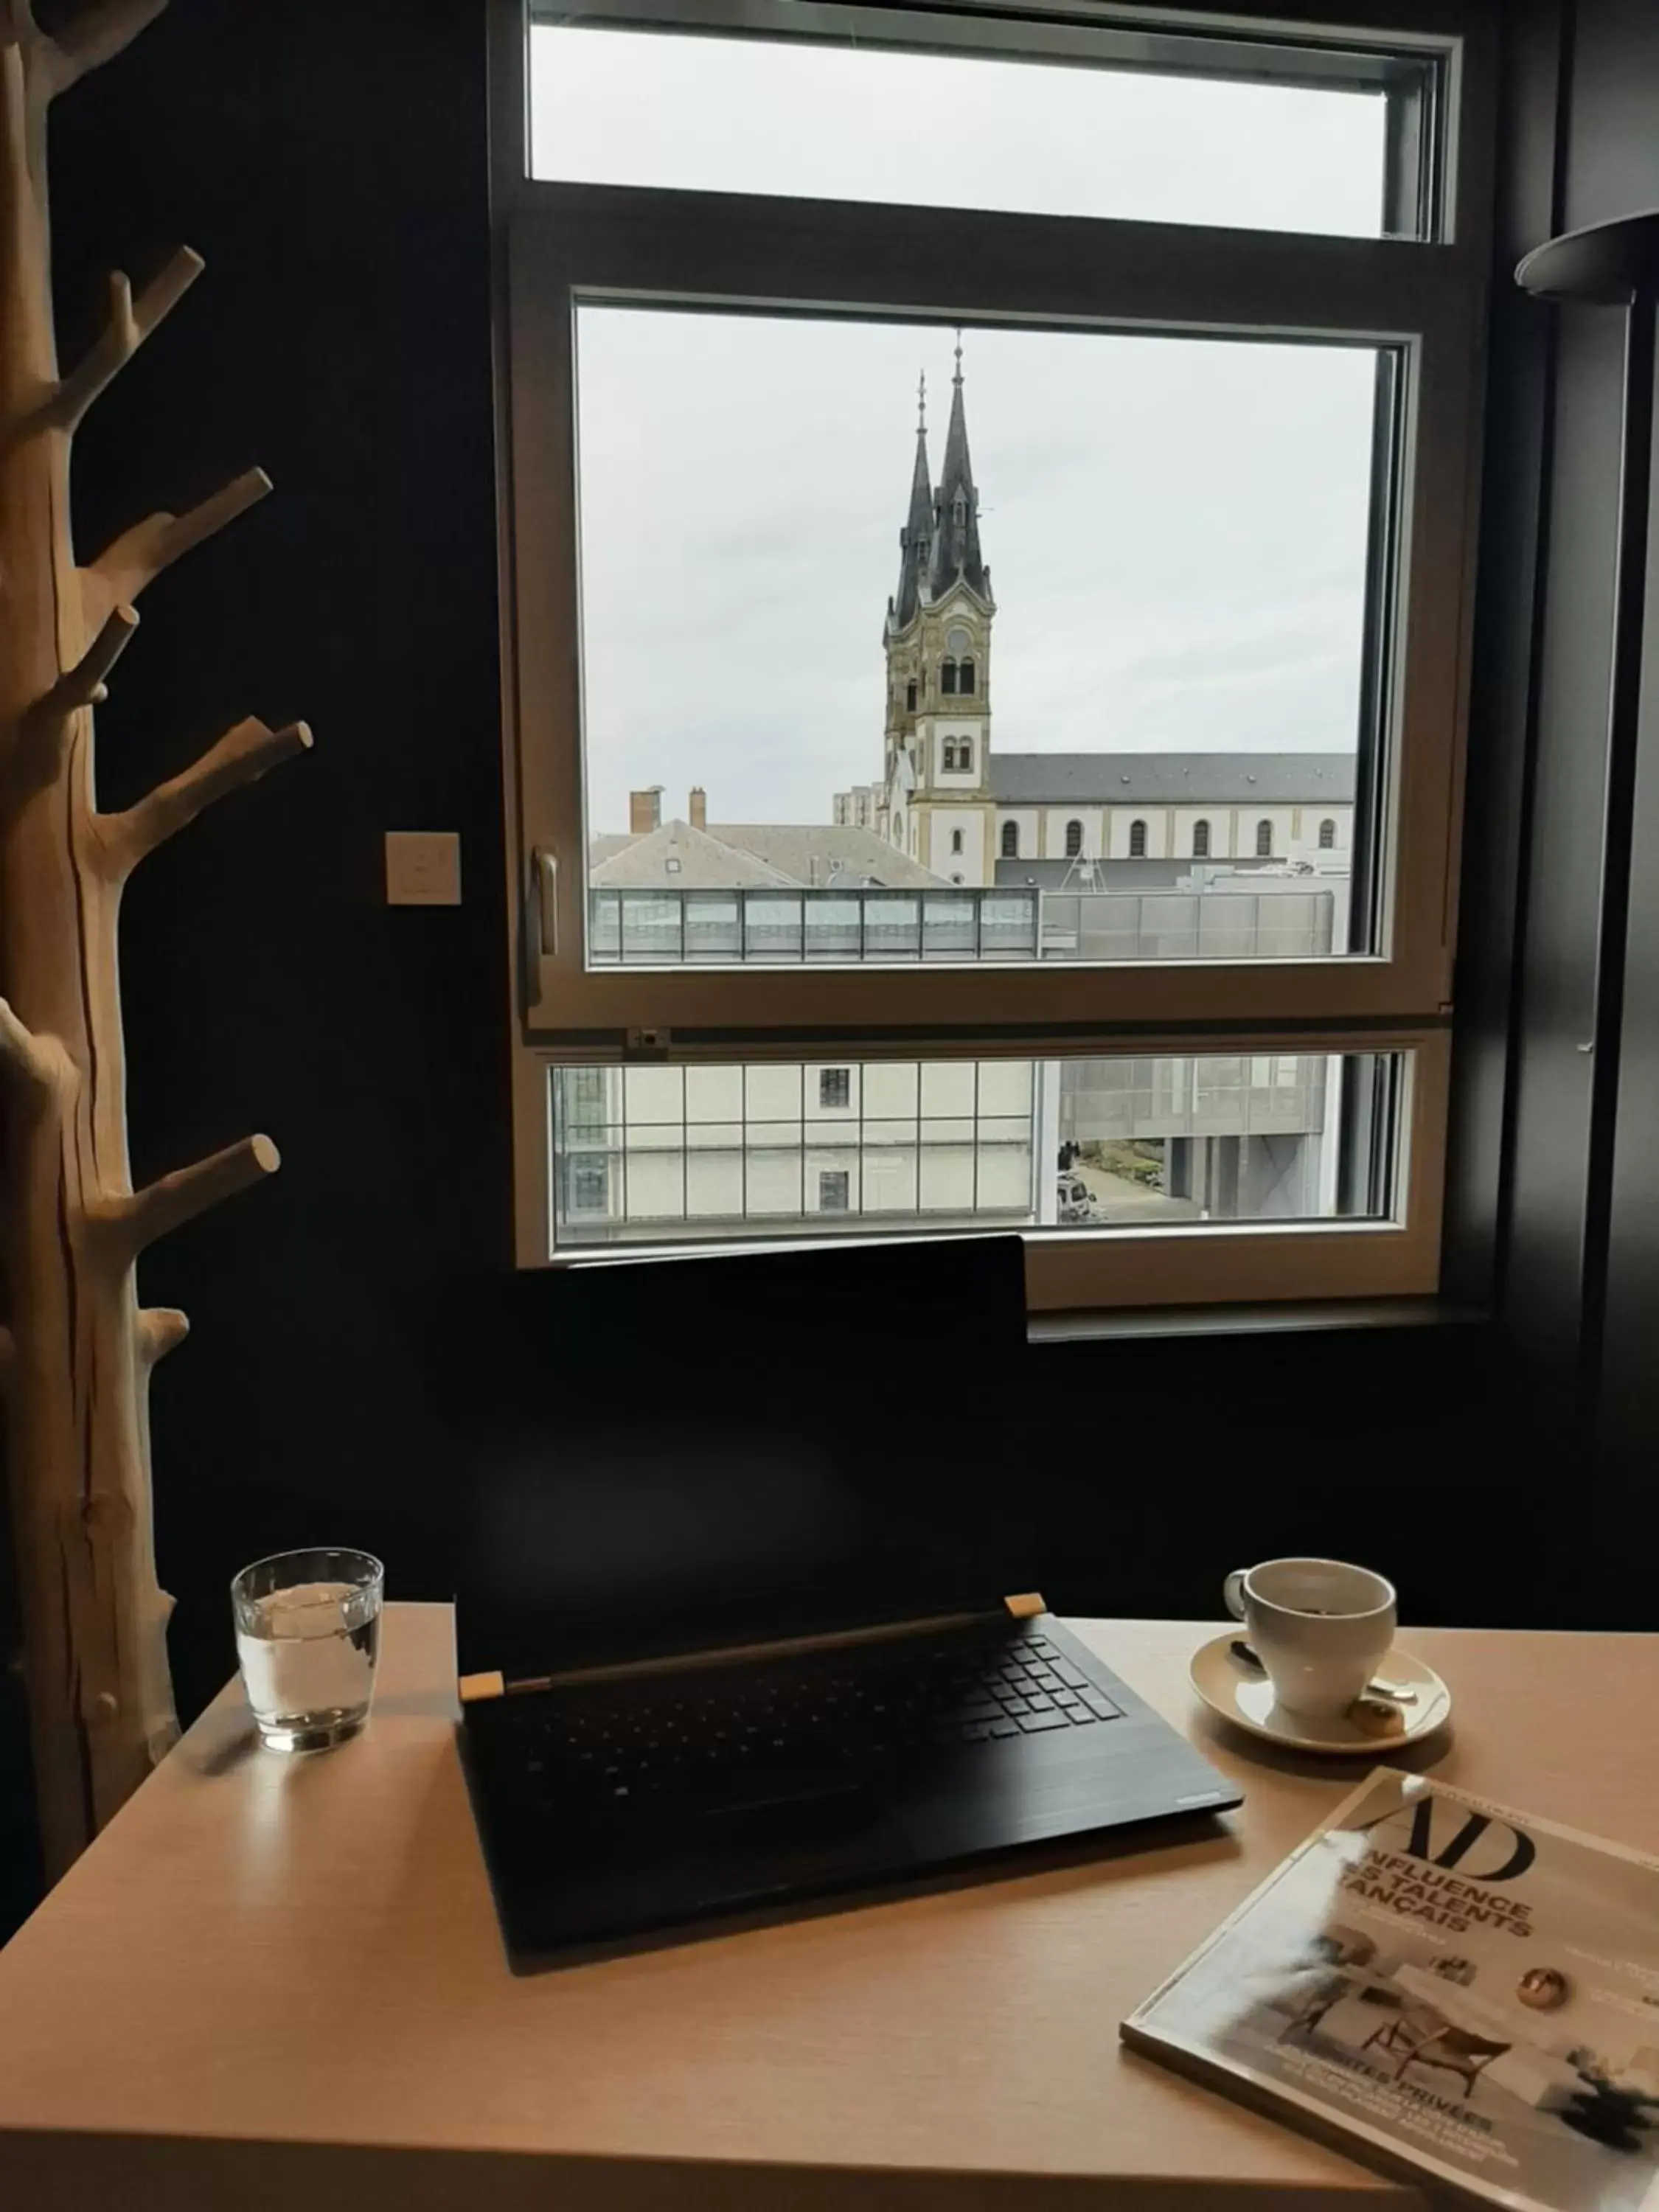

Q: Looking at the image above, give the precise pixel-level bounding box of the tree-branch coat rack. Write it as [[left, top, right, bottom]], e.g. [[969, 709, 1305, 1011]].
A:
[[1, 0, 309, 1874]]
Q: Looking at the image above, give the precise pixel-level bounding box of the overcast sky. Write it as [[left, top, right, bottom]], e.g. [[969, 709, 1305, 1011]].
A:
[[534, 27, 1385, 833]]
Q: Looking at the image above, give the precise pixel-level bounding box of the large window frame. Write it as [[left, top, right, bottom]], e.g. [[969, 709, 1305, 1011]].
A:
[[490, 0, 1494, 1306]]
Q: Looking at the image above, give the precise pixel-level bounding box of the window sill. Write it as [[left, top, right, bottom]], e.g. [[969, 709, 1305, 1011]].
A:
[[1027, 1295, 1486, 1346]]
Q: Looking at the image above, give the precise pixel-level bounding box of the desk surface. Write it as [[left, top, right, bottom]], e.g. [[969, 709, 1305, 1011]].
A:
[[0, 1606, 1652, 2212]]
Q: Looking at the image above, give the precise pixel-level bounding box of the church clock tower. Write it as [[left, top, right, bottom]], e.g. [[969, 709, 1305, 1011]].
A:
[[880, 340, 995, 884]]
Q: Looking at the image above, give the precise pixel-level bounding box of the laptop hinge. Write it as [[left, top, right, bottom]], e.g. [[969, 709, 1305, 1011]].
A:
[[1004, 1591, 1047, 1618], [467, 1606, 1029, 1701]]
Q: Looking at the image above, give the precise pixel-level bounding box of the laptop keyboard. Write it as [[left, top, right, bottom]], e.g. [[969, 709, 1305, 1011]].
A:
[[509, 1632, 1124, 1809]]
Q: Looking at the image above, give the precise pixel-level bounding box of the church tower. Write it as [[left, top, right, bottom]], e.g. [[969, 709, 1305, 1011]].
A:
[[880, 339, 995, 884]]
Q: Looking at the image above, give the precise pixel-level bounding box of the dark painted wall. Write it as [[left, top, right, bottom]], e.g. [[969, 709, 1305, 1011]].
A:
[[1578, 0, 1659, 1593], [2, 0, 508, 1933], [1494, 0, 1659, 1601], [2, 0, 1654, 1938]]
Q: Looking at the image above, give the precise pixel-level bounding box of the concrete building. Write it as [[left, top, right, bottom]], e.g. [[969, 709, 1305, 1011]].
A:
[[551, 1053, 1339, 1247], [553, 1060, 1040, 1245]]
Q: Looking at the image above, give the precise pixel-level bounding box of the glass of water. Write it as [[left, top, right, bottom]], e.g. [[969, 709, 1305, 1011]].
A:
[[231, 1548, 384, 1751]]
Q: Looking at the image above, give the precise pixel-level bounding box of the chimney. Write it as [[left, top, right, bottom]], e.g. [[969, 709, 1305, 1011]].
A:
[[629, 786, 663, 835], [689, 786, 707, 831]]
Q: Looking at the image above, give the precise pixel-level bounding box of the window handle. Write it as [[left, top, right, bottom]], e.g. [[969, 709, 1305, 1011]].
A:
[[532, 846, 559, 957]]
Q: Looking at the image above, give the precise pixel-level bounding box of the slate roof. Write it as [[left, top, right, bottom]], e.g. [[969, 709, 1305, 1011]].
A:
[[890, 417, 934, 631], [588, 820, 796, 888], [709, 824, 945, 888], [988, 753, 1357, 807], [928, 349, 988, 604], [588, 822, 947, 891], [886, 350, 991, 636]]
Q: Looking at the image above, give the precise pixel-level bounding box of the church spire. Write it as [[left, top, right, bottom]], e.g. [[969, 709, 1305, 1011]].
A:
[[889, 369, 934, 630], [930, 331, 988, 601]]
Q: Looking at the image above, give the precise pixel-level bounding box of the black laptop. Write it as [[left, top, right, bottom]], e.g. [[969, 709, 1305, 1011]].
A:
[[452, 1236, 1240, 1969]]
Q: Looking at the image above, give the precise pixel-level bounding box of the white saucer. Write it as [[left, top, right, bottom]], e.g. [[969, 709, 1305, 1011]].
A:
[[1189, 1633, 1452, 1756]]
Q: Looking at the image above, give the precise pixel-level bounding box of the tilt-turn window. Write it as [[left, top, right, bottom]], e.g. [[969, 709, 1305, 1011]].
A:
[[493, 0, 1492, 1310]]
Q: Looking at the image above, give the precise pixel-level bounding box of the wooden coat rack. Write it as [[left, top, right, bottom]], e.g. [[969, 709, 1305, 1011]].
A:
[[0, 0, 309, 1873]]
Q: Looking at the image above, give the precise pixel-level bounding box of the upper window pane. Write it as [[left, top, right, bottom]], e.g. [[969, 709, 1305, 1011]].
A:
[[529, 10, 1425, 239]]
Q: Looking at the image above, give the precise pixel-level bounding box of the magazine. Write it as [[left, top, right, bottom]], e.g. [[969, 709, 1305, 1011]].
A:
[[1123, 1770, 1659, 2212]]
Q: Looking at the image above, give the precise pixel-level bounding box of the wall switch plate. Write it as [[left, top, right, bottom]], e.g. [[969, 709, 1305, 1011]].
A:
[[385, 831, 462, 906]]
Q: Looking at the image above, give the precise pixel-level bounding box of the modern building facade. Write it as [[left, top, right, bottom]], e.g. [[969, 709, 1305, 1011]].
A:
[[551, 1053, 1341, 1247]]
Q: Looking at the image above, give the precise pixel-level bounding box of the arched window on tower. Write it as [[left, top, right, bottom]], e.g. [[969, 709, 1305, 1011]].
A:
[[941, 659, 959, 694], [1318, 818, 1337, 849], [942, 739, 957, 771], [957, 738, 973, 774], [1192, 819, 1211, 858], [1129, 819, 1147, 858], [950, 828, 964, 855], [1065, 820, 1083, 858], [1001, 821, 1018, 858], [959, 656, 975, 695], [905, 679, 917, 713], [1256, 819, 1273, 856]]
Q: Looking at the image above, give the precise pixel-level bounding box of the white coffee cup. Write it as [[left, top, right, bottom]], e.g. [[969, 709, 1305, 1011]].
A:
[[1222, 1557, 1397, 1719]]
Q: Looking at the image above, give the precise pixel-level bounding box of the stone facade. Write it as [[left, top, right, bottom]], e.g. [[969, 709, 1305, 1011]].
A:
[[837, 358, 1355, 886]]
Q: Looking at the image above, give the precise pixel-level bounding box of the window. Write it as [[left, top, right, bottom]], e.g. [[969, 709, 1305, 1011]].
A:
[[950, 829, 964, 855], [1319, 818, 1338, 849], [566, 1065, 607, 1122], [569, 1162, 609, 1214], [527, 7, 1445, 239], [818, 1067, 851, 1108], [500, 0, 1488, 1310], [546, 1051, 1413, 1300]]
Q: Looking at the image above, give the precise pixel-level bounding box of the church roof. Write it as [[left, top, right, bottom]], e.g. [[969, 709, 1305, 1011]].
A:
[[928, 341, 989, 604], [887, 348, 991, 635], [989, 753, 1357, 807], [890, 397, 934, 632]]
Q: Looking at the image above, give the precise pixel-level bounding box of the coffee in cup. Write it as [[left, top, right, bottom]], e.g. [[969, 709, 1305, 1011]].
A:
[[1222, 1557, 1396, 1719]]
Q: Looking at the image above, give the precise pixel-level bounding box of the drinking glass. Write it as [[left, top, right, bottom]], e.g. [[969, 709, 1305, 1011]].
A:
[[231, 1547, 384, 1750]]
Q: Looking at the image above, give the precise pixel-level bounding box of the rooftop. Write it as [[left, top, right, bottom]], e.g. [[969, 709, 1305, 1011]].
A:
[[589, 821, 796, 889], [590, 820, 947, 891], [988, 752, 1357, 807]]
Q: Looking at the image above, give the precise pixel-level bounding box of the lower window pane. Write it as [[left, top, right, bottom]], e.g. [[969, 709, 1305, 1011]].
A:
[[549, 1053, 1402, 1251]]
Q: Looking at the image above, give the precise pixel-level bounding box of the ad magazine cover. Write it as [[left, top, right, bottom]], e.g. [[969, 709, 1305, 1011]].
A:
[[1124, 1770, 1659, 2212]]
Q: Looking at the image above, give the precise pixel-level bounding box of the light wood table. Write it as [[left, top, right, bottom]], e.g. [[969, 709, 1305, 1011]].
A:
[[0, 1606, 1650, 2211]]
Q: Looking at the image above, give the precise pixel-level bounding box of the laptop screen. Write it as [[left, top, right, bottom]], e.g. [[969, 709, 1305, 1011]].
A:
[[449, 1237, 1034, 1683]]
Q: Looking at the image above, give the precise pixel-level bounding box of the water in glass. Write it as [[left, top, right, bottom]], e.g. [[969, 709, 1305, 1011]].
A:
[[232, 1548, 383, 1750]]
